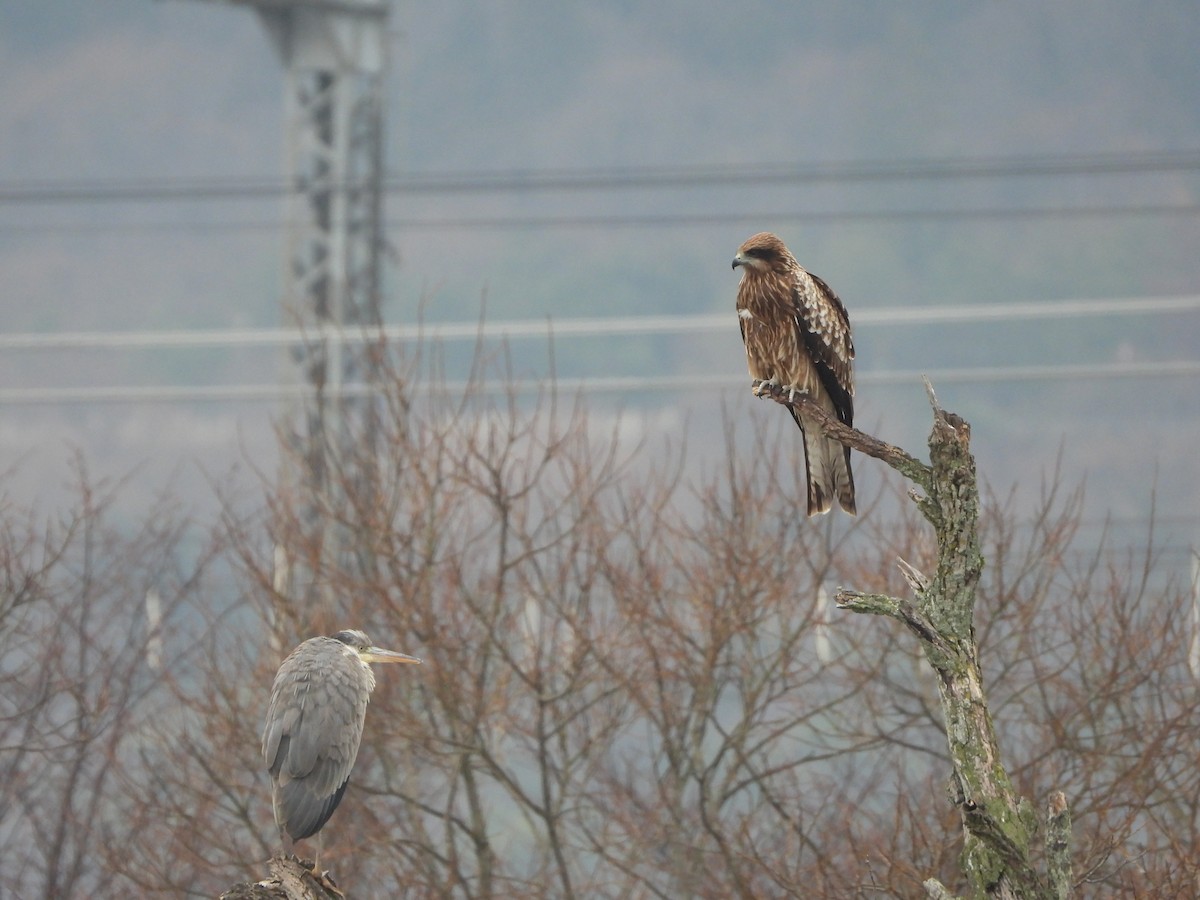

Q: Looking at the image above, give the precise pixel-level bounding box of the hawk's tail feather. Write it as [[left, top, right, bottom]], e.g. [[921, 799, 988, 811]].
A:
[[797, 414, 856, 517], [833, 440, 856, 516]]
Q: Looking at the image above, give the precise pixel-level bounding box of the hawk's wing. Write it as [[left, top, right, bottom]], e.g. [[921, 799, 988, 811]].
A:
[[792, 270, 854, 426]]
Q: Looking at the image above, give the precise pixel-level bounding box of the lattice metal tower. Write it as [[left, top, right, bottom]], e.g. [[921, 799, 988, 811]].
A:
[[199, 0, 390, 611], [262, 0, 387, 479]]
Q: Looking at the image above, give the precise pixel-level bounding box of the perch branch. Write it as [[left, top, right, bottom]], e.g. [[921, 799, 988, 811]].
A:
[[220, 857, 345, 900], [751, 381, 932, 491]]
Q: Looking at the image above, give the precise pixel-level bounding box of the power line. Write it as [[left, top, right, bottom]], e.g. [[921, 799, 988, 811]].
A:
[[0, 360, 1195, 406], [391, 149, 1200, 191], [5, 201, 1198, 236], [1, 295, 1196, 352], [2, 149, 1198, 205], [382, 203, 1200, 231]]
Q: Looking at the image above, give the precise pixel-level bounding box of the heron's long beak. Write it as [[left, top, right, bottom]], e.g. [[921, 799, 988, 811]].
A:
[[362, 646, 423, 665]]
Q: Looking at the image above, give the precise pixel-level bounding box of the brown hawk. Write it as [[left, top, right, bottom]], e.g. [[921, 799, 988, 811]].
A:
[[732, 232, 856, 516]]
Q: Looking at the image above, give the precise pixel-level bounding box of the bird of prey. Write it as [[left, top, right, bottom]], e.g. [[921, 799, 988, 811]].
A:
[[731, 232, 856, 516]]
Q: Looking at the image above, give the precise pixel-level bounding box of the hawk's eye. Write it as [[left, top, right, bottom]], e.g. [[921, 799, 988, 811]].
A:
[[743, 247, 771, 260]]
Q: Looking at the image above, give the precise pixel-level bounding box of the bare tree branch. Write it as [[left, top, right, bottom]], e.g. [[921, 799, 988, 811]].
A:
[[750, 380, 933, 492], [7, 343, 1195, 897]]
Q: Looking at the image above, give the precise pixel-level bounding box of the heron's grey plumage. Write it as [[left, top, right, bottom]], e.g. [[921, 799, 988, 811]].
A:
[[262, 629, 421, 852]]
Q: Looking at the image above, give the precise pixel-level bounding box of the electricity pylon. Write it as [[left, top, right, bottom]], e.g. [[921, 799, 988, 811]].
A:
[[195, 0, 390, 615]]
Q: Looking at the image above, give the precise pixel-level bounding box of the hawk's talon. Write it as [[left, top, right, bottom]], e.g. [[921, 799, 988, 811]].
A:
[[752, 377, 780, 397], [783, 384, 810, 404]]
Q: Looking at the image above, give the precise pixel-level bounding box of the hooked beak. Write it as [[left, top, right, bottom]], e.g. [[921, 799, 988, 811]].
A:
[[731, 252, 746, 270], [361, 646, 423, 665]]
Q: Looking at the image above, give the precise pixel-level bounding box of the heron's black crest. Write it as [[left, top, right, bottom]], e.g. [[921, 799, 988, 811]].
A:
[[332, 629, 370, 650]]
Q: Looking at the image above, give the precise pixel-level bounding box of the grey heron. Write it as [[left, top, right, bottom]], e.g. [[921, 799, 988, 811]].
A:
[[261, 629, 422, 855]]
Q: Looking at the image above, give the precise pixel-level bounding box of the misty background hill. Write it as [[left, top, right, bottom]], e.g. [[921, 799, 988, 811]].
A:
[[0, 1, 1197, 568]]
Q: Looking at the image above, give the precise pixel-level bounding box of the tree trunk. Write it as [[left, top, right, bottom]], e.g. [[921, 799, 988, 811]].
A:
[[759, 379, 1072, 899]]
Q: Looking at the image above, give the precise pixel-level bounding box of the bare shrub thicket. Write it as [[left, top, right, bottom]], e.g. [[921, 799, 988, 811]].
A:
[[3, 350, 1198, 897], [0, 459, 219, 898]]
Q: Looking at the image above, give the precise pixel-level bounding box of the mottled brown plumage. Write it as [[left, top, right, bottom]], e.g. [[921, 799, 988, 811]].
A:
[[732, 232, 856, 515]]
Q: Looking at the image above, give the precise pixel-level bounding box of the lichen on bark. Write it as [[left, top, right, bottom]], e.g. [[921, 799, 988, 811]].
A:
[[758, 378, 1071, 899]]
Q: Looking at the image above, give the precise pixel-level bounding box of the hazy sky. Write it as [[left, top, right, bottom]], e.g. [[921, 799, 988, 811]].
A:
[[4, 3, 1198, 322], [0, 2, 1197, 551]]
